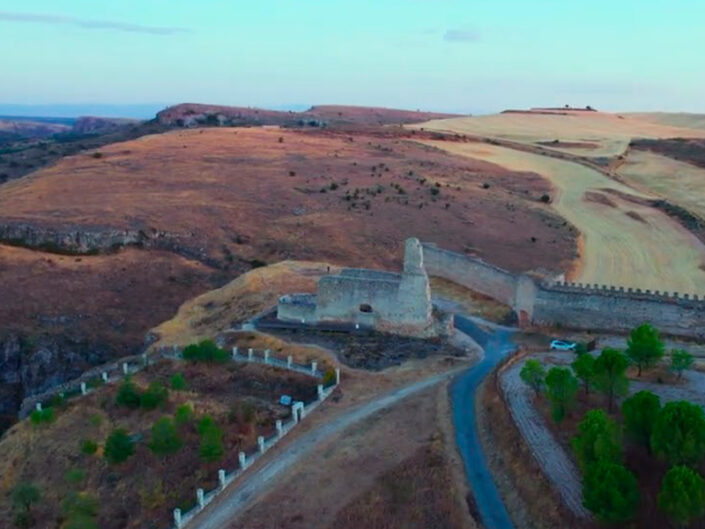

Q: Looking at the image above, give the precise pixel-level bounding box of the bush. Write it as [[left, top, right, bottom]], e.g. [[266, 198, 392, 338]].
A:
[[115, 378, 141, 409], [65, 468, 86, 486], [199, 423, 225, 462], [198, 415, 216, 435], [622, 390, 661, 449], [148, 417, 182, 456], [651, 400, 705, 466], [322, 369, 336, 387], [80, 439, 98, 455], [140, 381, 168, 410], [62, 492, 99, 529], [11, 482, 41, 515], [104, 429, 135, 465], [571, 409, 622, 471], [658, 465, 705, 526], [170, 373, 188, 391], [582, 461, 640, 523], [182, 340, 228, 363], [30, 408, 54, 426], [175, 403, 194, 425]]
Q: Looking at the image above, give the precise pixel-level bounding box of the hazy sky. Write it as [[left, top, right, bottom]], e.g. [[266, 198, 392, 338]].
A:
[[1, 0, 704, 114]]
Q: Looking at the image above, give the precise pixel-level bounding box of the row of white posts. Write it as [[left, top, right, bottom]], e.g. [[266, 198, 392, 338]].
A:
[[172, 349, 340, 529]]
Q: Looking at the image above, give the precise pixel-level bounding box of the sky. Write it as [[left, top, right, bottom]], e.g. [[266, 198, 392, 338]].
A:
[[1, 0, 704, 116]]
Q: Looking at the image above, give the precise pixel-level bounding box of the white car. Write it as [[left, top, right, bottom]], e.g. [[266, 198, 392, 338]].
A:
[[550, 340, 577, 351]]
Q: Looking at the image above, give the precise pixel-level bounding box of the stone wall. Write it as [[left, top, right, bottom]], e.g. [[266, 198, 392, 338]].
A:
[[421, 243, 518, 305]]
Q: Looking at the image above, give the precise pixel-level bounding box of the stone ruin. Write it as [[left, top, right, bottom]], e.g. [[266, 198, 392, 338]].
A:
[[277, 238, 452, 337]]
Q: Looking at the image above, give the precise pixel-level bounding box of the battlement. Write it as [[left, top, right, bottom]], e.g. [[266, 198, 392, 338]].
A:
[[543, 280, 705, 306]]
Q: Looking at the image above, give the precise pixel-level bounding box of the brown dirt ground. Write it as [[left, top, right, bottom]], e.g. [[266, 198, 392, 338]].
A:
[[0, 359, 319, 529], [224, 383, 476, 529]]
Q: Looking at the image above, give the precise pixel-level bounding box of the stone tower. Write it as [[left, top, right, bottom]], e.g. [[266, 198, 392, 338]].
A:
[[398, 238, 432, 324]]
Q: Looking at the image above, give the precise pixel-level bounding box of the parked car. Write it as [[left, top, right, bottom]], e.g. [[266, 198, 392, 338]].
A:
[[550, 339, 577, 351], [279, 395, 292, 406]]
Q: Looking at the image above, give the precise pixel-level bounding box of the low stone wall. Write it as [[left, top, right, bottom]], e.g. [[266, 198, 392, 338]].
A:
[[421, 243, 518, 306]]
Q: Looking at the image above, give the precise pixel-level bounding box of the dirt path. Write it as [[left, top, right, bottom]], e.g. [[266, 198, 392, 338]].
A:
[[500, 360, 589, 518], [421, 141, 705, 293], [188, 367, 465, 529]]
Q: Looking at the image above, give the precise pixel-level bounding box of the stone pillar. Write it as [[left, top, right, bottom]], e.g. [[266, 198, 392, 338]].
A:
[[80, 382, 87, 395], [102, 372, 109, 383], [232, 346, 239, 359], [218, 469, 226, 489], [239, 451, 247, 469], [335, 368, 341, 385], [35, 402, 42, 412], [197, 488, 205, 509], [173, 508, 182, 528], [248, 348, 254, 361], [311, 361, 317, 374], [287, 355, 293, 368], [355, 323, 360, 330], [258, 435, 265, 453], [276, 419, 283, 438], [264, 349, 270, 364], [142, 352, 148, 366], [292, 404, 299, 424], [317, 384, 324, 400], [122, 362, 129, 375]]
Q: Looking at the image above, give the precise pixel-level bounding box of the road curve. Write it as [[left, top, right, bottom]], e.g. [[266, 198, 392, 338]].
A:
[[451, 315, 517, 529], [188, 365, 467, 529]]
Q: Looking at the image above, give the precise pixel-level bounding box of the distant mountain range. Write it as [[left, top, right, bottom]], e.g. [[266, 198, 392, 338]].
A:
[[0, 103, 168, 119]]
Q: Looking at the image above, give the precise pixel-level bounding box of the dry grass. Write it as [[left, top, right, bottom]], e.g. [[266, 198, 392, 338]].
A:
[[421, 140, 705, 292], [150, 260, 335, 349], [430, 276, 513, 322]]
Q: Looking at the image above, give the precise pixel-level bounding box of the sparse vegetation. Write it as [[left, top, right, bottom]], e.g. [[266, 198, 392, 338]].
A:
[[103, 429, 135, 465], [182, 340, 228, 363]]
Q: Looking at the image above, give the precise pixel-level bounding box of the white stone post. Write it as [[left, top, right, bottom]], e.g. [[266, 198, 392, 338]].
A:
[[264, 349, 270, 364], [258, 435, 265, 454], [311, 361, 317, 374], [232, 346, 239, 359], [247, 348, 253, 361], [276, 419, 283, 438], [300, 403, 306, 419], [197, 488, 205, 509], [142, 352, 148, 366], [292, 403, 299, 424], [80, 382, 87, 395], [287, 355, 293, 368], [173, 508, 182, 528], [239, 451, 247, 469], [101, 372, 109, 383], [317, 384, 324, 400], [355, 323, 360, 330], [335, 368, 341, 385], [35, 402, 42, 412], [218, 469, 226, 489], [122, 362, 129, 375]]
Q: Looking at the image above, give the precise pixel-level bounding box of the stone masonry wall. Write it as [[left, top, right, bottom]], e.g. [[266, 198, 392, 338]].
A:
[[421, 243, 517, 306]]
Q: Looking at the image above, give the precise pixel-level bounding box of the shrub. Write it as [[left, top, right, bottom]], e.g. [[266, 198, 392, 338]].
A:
[[91, 152, 103, 159], [651, 400, 705, 466], [658, 465, 705, 527], [169, 373, 188, 391], [140, 381, 168, 410], [540, 193, 551, 203], [104, 429, 135, 465], [322, 369, 336, 387], [115, 378, 141, 409], [30, 407, 54, 426], [544, 367, 579, 423], [622, 390, 661, 449], [571, 409, 621, 471], [198, 415, 216, 435], [582, 461, 640, 523], [182, 340, 228, 364], [626, 323, 664, 376], [199, 423, 225, 462], [519, 359, 546, 396], [175, 403, 194, 425], [88, 414, 102, 427], [62, 492, 99, 529], [148, 417, 182, 456], [80, 439, 98, 455], [11, 482, 41, 515], [65, 468, 86, 486]]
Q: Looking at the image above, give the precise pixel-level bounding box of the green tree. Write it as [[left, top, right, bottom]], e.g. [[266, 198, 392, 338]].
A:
[[29, 407, 54, 426], [11, 482, 41, 527], [62, 492, 99, 529], [519, 359, 546, 396], [175, 403, 194, 425], [104, 429, 135, 465], [582, 460, 640, 524], [652, 401, 705, 467], [140, 381, 168, 410], [170, 373, 188, 391], [183, 340, 228, 363], [593, 348, 629, 412], [199, 423, 225, 462], [545, 367, 579, 423], [571, 409, 622, 471], [148, 417, 182, 456], [658, 465, 705, 528], [622, 390, 661, 450], [115, 377, 141, 409], [626, 323, 664, 376], [571, 353, 595, 395], [80, 439, 98, 455], [198, 414, 217, 435], [64, 468, 86, 487], [671, 349, 694, 380]]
